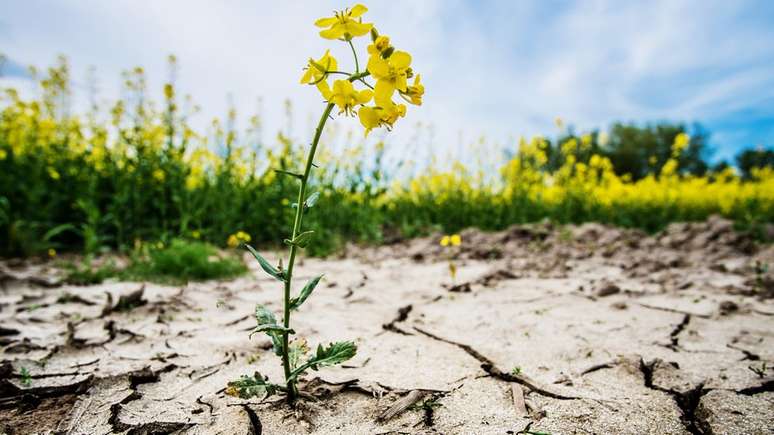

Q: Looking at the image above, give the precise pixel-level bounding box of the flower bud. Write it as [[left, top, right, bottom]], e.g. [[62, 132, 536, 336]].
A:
[[381, 46, 394, 59]]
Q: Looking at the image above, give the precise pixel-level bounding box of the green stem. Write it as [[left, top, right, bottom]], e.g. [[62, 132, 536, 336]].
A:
[[348, 40, 360, 73], [281, 70, 370, 405], [282, 101, 335, 403], [349, 71, 370, 81]]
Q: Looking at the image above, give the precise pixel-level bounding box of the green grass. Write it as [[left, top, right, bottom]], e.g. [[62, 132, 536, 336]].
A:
[[61, 239, 247, 285], [123, 239, 247, 284], [63, 257, 119, 285]]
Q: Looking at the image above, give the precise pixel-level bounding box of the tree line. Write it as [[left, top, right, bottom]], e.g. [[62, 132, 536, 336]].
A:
[[542, 121, 772, 180]]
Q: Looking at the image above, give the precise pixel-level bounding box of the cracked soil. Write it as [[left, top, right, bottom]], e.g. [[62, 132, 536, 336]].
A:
[[1, 216, 773, 434]]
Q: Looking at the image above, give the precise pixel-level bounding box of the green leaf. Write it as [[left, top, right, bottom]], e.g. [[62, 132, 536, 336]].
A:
[[244, 244, 284, 281], [290, 341, 357, 380], [289, 275, 323, 311], [248, 324, 295, 339], [273, 169, 302, 179], [309, 341, 357, 370], [43, 223, 77, 242], [305, 191, 321, 208], [226, 372, 281, 399], [255, 304, 277, 326], [254, 305, 284, 355], [286, 230, 314, 248]]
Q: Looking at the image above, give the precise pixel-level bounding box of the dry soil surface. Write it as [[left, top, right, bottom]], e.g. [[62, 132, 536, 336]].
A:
[[1, 216, 773, 434]]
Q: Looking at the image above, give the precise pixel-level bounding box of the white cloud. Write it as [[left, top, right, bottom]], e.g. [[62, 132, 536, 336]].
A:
[[1, 0, 772, 163]]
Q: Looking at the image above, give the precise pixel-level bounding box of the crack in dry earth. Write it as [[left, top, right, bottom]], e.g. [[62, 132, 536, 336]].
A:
[[1, 218, 773, 434]]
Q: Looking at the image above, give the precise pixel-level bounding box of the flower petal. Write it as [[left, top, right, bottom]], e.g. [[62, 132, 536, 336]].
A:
[[374, 79, 395, 107], [320, 26, 345, 40], [314, 17, 337, 27], [357, 89, 373, 104], [345, 21, 373, 37], [390, 51, 412, 69], [395, 75, 408, 92], [367, 55, 390, 78], [320, 52, 338, 71], [300, 67, 313, 84], [317, 80, 332, 101], [358, 106, 380, 127], [349, 4, 368, 18], [358, 106, 380, 136]]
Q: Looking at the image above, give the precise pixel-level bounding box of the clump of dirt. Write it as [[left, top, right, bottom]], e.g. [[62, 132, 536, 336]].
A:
[[0, 394, 79, 434], [1, 216, 772, 434]]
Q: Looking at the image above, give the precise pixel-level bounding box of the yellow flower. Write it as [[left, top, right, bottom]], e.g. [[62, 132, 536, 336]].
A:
[[440, 234, 461, 247], [236, 231, 251, 243], [367, 50, 412, 106], [357, 100, 406, 136], [580, 133, 592, 148], [367, 35, 391, 56], [403, 74, 423, 106], [380, 101, 406, 125], [186, 174, 202, 190], [300, 50, 338, 98], [673, 133, 690, 155], [227, 231, 251, 248], [48, 248, 57, 258], [163, 83, 174, 100], [315, 4, 373, 40], [191, 230, 201, 239], [152, 168, 165, 182], [323, 80, 373, 116]]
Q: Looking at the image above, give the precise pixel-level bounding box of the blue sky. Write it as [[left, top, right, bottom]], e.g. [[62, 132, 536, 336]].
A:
[[2, 0, 773, 163]]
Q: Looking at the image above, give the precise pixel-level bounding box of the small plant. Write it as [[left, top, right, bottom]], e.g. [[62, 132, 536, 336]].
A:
[[410, 397, 443, 412], [511, 366, 522, 376], [19, 367, 31, 386], [748, 362, 769, 378], [440, 234, 462, 283], [227, 3, 424, 405]]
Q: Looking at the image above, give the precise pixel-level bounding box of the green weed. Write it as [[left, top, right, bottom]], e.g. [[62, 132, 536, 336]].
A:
[[19, 367, 31, 387]]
